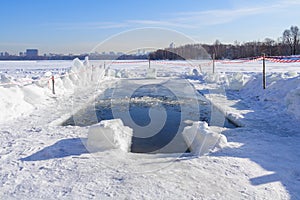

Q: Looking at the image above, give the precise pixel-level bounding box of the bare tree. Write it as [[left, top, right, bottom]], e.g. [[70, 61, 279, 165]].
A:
[[283, 29, 293, 55], [264, 38, 275, 55], [283, 26, 300, 55], [213, 39, 221, 58], [150, 25, 300, 60], [291, 26, 299, 55]]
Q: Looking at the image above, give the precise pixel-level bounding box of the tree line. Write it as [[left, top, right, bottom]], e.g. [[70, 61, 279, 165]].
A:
[[149, 25, 300, 60]]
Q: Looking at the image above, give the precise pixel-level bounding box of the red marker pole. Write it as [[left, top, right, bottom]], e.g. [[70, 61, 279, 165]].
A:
[[51, 75, 55, 94]]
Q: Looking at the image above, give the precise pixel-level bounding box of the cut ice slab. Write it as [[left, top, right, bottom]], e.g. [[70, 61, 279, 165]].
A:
[[86, 119, 133, 153], [182, 121, 227, 156]]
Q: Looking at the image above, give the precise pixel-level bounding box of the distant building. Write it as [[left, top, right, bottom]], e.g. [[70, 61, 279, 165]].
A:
[[169, 42, 175, 49], [26, 49, 38, 57]]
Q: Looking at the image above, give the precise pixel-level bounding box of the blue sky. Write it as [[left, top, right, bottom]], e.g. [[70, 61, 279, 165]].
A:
[[1, 0, 300, 54]]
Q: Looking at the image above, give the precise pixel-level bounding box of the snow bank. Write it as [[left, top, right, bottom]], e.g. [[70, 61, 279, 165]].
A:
[[202, 71, 300, 122], [203, 72, 222, 84], [0, 86, 34, 121], [0, 57, 105, 123], [225, 72, 251, 90], [182, 121, 227, 156], [203, 72, 251, 90], [239, 72, 300, 120], [86, 119, 133, 152], [0, 74, 15, 87], [286, 87, 300, 120], [105, 69, 116, 77], [115, 69, 129, 78], [146, 68, 157, 79], [0, 74, 52, 121]]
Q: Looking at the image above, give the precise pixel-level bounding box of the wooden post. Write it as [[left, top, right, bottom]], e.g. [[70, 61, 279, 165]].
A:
[[198, 64, 202, 73], [51, 75, 55, 94], [148, 57, 151, 69], [212, 53, 215, 74], [91, 65, 94, 81], [262, 53, 266, 89]]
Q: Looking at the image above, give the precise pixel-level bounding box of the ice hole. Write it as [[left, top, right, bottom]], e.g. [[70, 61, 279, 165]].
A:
[[62, 82, 236, 154]]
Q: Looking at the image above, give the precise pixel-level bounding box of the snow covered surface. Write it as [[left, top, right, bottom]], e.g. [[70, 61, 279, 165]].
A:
[[87, 119, 133, 153], [0, 59, 300, 199]]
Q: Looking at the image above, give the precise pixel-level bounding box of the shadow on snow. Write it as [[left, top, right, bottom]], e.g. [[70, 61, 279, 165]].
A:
[[210, 89, 300, 200], [21, 138, 89, 161]]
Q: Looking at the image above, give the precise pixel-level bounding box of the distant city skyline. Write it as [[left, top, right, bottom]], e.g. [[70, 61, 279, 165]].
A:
[[0, 48, 149, 57], [1, 0, 300, 54]]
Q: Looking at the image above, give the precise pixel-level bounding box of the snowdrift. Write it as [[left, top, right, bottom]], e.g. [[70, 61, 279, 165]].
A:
[[203, 72, 251, 90], [240, 72, 300, 121], [202, 71, 300, 122], [0, 57, 105, 123]]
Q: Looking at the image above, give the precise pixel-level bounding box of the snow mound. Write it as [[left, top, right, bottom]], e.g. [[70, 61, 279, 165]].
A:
[[36, 71, 52, 88], [146, 68, 157, 79], [286, 86, 300, 120], [105, 68, 116, 77], [87, 119, 133, 153], [182, 121, 227, 156], [203, 72, 251, 90], [0, 74, 14, 86], [241, 73, 300, 118], [0, 57, 105, 123], [0, 86, 34, 121], [203, 72, 221, 83], [226, 72, 251, 90], [114, 69, 129, 78]]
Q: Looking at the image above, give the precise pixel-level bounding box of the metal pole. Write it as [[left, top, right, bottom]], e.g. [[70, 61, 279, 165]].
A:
[[148, 57, 151, 69], [51, 75, 55, 94], [212, 53, 215, 74], [262, 53, 266, 89]]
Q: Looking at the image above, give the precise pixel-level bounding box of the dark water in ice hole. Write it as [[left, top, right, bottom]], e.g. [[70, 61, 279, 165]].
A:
[[62, 84, 236, 153]]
